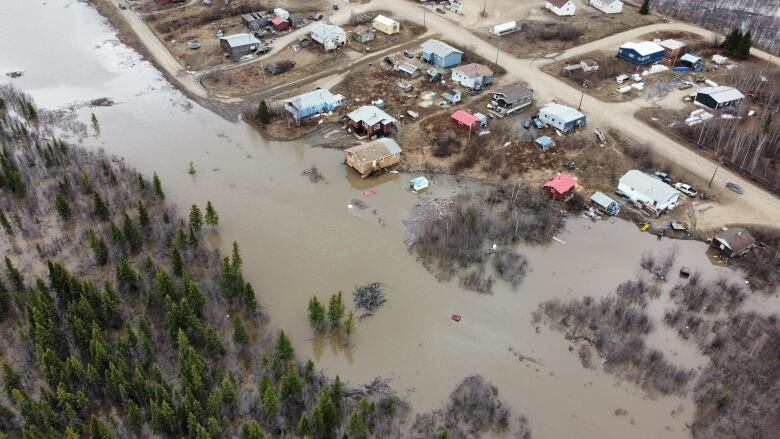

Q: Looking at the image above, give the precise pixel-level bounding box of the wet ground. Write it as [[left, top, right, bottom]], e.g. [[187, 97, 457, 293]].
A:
[[1, 1, 773, 437]]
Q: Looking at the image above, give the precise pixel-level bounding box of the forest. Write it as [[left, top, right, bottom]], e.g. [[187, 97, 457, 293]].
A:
[[0, 85, 533, 438]]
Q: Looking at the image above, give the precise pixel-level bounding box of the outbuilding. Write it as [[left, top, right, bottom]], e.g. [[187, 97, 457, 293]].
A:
[[694, 86, 745, 110], [658, 39, 686, 59], [373, 15, 400, 34], [451, 63, 494, 90], [443, 89, 462, 104], [394, 62, 422, 78], [535, 136, 555, 152], [420, 39, 463, 68], [590, 191, 620, 215], [489, 21, 518, 36], [273, 8, 290, 20], [680, 53, 703, 71], [538, 103, 586, 133], [490, 83, 533, 114], [546, 0, 576, 16], [451, 110, 479, 132], [617, 170, 680, 214], [311, 24, 348, 50], [345, 105, 398, 138], [544, 173, 576, 200], [618, 41, 665, 65], [590, 0, 622, 14], [353, 27, 376, 43], [270, 16, 290, 32], [711, 227, 754, 258], [242, 12, 271, 31], [219, 33, 263, 60], [283, 88, 346, 123], [344, 138, 402, 177], [580, 59, 599, 72]]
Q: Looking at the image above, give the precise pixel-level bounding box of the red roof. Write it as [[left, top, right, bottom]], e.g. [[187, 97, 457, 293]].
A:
[[271, 16, 287, 25], [451, 110, 478, 127], [544, 173, 576, 193]]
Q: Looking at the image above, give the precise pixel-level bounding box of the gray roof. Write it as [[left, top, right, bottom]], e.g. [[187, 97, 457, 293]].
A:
[[619, 170, 679, 204], [220, 33, 261, 48], [311, 24, 346, 39], [491, 83, 533, 101], [420, 39, 463, 57], [540, 102, 585, 122], [590, 191, 617, 209], [346, 105, 397, 126], [284, 88, 344, 111], [696, 86, 745, 103], [714, 227, 754, 253], [345, 138, 402, 165]]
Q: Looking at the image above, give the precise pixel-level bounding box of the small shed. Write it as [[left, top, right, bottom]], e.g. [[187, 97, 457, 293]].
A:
[[618, 42, 665, 65], [443, 89, 462, 104], [680, 53, 703, 71], [535, 136, 555, 151], [590, 191, 620, 215], [395, 62, 422, 78], [344, 138, 402, 176], [590, 0, 623, 14], [712, 227, 754, 258], [544, 173, 576, 200], [271, 16, 290, 31], [474, 112, 488, 128], [273, 8, 290, 20], [291, 17, 306, 28], [426, 67, 444, 82], [353, 27, 376, 43], [219, 33, 263, 60], [694, 86, 745, 110], [242, 12, 271, 31], [397, 81, 412, 92], [658, 39, 686, 58], [580, 59, 599, 72], [420, 39, 463, 68], [373, 15, 400, 34], [451, 110, 479, 131]]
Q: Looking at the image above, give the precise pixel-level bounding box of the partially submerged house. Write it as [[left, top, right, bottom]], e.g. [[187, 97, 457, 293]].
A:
[[546, 0, 576, 16], [344, 138, 402, 177], [283, 88, 346, 123], [242, 11, 272, 31], [658, 39, 686, 58], [311, 24, 348, 50], [695, 86, 745, 110], [219, 33, 263, 60], [590, 0, 622, 14], [420, 39, 463, 68], [490, 83, 533, 114], [451, 110, 479, 132], [711, 227, 754, 258], [270, 16, 290, 32], [451, 63, 494, 90], [617, 170, 680, 214], [353, 27, 376, 43], [538, 103, 586, 133], [618, 41, 665, 65], [373, 15, 400, 34], [590, 191, 620, 215], [345, 105, 398, 138], [544, 173, 576, 200]]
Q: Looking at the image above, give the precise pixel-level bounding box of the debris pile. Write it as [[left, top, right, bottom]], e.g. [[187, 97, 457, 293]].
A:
[[302, 164, 325, 183], [349, 199, 368, 209], [353, 282, 385, 318], [88, 97, 116, 107]]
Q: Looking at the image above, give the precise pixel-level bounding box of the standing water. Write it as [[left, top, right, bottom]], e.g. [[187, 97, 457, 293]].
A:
[[0, 1, 758, 437]]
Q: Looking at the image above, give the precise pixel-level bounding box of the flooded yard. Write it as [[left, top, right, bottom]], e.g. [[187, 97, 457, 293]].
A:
[[0, 1, 771, 437]]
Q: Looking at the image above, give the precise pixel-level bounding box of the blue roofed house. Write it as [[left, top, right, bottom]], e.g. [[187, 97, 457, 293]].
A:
[[617, 41, 665, 65], [419, 39, 463, 68], [283, 89, 346, 124], [680, 53, 703, 71], [538, 103, 586, 133]]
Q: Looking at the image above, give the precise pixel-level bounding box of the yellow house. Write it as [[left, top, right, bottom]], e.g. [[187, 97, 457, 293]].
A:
[[344, 138, 402, 177], [373, 15, 400, 35]]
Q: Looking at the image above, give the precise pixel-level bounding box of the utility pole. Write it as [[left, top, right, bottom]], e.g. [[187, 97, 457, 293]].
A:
[[494, 39, 500, 64], [708, 157, 723, 187], [423, 8, 426, 27], [577, 84, 585, 111], [482, 0, 487, 16]]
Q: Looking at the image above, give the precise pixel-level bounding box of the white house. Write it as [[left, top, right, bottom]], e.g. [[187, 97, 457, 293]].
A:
[[546, 0, 576, 16], [538, 103, 586, 133], [617, 170, 681, 214], [451, 63, 494, 90], [273, 8, 289, 20], [590, 0, 623, 14], [311, 24, 347, 51]]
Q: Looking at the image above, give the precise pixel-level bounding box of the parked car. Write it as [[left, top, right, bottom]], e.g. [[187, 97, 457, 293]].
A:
[[435, 7, 446, 14], [523, 119, 532, 129], [678, 81, 693, 90], [653, 171, 673, 184], [403, 50, 415, 58], [674, 182, 698, 197], [726, 182, 744, 194], [332, 3, 339, 10], [310, 13, 324, 20], [383, 56, 395, 66]]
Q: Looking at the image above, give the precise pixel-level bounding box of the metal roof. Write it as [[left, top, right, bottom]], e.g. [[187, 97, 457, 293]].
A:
[[311, 24, 346, 40], [284, 88, 344, 111], [620, 41, 665, 56], [714, 227, 754, 253], [544, 173, 576, 193], [680, 53, 701, 63], [220, 33, 261, 48], [451, 110, 478, 126], [535, 136, 554, 147], [345, 138, 402, 165], [696, 86, 745, 103], [452, 63, 493, 78], [548, 0, 572, 7], [619, 170, 679, 204], [346, 105, 397, 126], [420, 39, 463, 57], [658, 39, 686, 50], [373, 14, 398, 26], [491, 83, 533, 101], [590, 191, 617, 209], [540, 102, 585, 123]]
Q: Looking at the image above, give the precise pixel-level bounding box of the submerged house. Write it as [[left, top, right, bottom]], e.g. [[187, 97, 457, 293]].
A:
[[711, 227, 754, 258], [451, 63, 494, 90], [544, 173, 576, 200], [694, 86, 745, 110], [490, 83, 533, 114], [219, 33, 263, 60], [283, 88, 345, 123], [420, 39, 463, 68], [617, 170, 680, 214], [345, 105, 398, 138], [546, 0, 576, 16], [344, 138, 402, 177], [618, 41, 665, 65], [590, 191, 620, 215], [311, 24, 348, 50], [538, 103, 586, 133]]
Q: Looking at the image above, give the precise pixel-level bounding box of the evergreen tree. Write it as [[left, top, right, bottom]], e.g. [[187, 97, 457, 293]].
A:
[[722, 28, 742, 56], [0, 209, 12, 234], [240, 420, 266, 439], [280, 362, 303, 403], [297, 412, 311, 437], [138, 201, 150, 227], [220, 374, 238, 407], [736, 31, 752, 59], [2, 364, 22, 398], [92, 193, 110, 221], [152, 172, 164, 199], [256, 100, 272, 124], [80, 170, 91, 194], [305, 359, 315, 377], [122, 213, 142, 252], [87, 230, 109, 266], [137, 174, 146, 191], [328, 291, 345, 327], [331, 375, 344, 408], [274, 331, 295, 367], [55, 194, 72, 220], [205, 324, 225, 357], [316, 390, 338, 437], [171, 246, 183, 277], [347, 411, 369, 439], [4, 257, 24, 291], [344, 310, 355, 343], [205, 201, 219, 227], [638, 0, 650, 14], [308, 296, 326, 331], [189, 204, 203, 234], [233, 316, 249, 346], [262, 383, 278, 421]]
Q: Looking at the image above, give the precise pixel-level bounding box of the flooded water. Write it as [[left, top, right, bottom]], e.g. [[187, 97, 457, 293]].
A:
[[0, 1, 769, 437]]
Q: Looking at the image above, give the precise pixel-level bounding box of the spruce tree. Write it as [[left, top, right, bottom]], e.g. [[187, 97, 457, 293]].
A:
[[189, 204, 203, 234], [328, 291, 345, 327], [737, 31, 752, 59], [205, 324, 225, 357], [0, 209, 12, 234], [344, 310, 355, 342], [262, 383, 278, 420], [256, 100, 272, 124], [233, 316, 249, 345], [308, 296, 326, 331], [347, 411, 369, 439], [205, 201, 219, 227], [4, 257, 24, 291], [171, 246, 183, 277], [122, 213, 142, 252], [93, 193, 110, 221], [87, 230, 109, 266], [274, 331, 295, 366], [239, 420, 266, 439], [280, 362, 303, 403], [639, 0, 650, 15], [138, 201, 150, 227], [55, 194, 72, 220], [152, 172, 164, 199]]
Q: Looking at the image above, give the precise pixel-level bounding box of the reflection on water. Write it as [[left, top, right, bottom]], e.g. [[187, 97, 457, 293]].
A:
[[1, 1, 771, 438]]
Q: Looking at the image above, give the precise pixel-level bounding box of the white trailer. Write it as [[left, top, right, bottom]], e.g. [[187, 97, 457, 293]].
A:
[[489, 21, 518, 36]]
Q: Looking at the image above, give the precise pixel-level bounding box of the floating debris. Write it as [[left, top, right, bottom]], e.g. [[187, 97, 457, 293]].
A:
[[353, 282, 385, 319]]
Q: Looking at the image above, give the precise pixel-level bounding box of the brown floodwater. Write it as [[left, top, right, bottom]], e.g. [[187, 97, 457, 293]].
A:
[[2, 2, 775, 437]]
